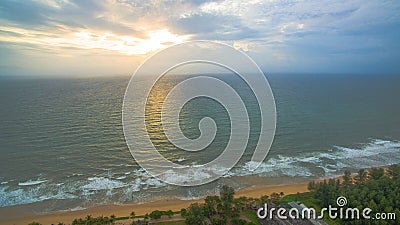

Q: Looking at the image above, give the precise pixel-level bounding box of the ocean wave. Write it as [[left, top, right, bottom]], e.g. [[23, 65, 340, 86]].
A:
[[1, 139, 399, 208], [83, 177, 127, 191], [0, 185, 77, 207], [232, 138, 400, 178], [69, 206, 86, 211], [18, 179, 47, 186], [178, 157, 186, 162]]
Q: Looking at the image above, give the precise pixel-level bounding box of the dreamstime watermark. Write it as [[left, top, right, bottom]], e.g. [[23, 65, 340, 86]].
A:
[[257, 196, 397, 221], [122, 41, 276, 186]]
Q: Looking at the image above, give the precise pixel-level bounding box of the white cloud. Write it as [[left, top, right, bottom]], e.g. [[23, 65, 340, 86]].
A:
[[0, 0, 399, 75], [0, 25, 190, 55]]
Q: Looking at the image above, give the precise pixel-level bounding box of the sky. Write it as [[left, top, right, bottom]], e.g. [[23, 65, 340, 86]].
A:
[[0, 0, 399, 77]]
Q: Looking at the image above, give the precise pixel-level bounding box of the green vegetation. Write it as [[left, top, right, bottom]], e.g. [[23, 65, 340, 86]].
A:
[[242, 210, 259, 224], [185, 203, 207, 225], [154, 221, 187, 225], [182, 185, 263, 225], [290, 165, 400, 225], [71, 215, 116, 225], [130, 211, 135, 219], [311, 165, 400, 225], [149, 210, 163, 219]]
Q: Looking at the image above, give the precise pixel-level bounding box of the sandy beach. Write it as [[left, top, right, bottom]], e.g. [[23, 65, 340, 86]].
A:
[[0, 181, 309, 225]]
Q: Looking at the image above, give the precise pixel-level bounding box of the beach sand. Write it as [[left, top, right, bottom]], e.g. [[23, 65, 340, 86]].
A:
[[0, 181, 309, 225]]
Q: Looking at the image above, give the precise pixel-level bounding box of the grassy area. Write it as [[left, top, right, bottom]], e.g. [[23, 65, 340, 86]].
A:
[[152, 220, 186, 225], [281, 192, 320, 210], [242, 210, 261, 225], [115, 216, 129, 221]]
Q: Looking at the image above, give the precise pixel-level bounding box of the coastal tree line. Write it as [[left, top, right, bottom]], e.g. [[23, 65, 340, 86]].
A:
[[308, 165, 400, 225]]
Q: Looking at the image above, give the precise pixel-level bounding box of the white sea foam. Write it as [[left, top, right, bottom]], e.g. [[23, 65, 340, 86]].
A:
[[145, 178, 165, 187], [2, 139, 399, 209], [0, 185, 77, 207], [161, 165, 229, 184], [232, 139, 400, 178], [18, 179, 47, 186], [83, 177, 127, 191], [69, 206, 86, 211], [177, 157, 186, 162]]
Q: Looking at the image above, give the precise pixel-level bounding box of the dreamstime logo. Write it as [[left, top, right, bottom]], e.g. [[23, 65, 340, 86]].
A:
[[336, 196, 347, 207], [258, 196, 396, 221], [122, 41, 276, 186]]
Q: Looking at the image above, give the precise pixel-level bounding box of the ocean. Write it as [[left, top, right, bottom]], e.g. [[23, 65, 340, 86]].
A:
[[1, 73, 400, 212]]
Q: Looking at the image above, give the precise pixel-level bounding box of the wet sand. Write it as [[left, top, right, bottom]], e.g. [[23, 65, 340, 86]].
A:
[[0, 181, 310, 225]]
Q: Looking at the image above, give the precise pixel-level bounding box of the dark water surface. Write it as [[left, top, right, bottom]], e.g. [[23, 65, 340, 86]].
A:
[[0, 74, 399, 211]]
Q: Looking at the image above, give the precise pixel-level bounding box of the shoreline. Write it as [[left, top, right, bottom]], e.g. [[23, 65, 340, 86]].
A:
[[1, 164, 394, 225], [0, 181, 310, 225]]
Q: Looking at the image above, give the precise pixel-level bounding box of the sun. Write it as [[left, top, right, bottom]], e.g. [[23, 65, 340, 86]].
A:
[[68, 29, 191, 55], [0, 27, 191, 56], [138, 29, 190, 55]]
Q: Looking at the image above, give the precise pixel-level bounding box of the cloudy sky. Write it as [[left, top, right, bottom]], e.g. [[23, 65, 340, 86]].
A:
[[0, 0, 399, 76]]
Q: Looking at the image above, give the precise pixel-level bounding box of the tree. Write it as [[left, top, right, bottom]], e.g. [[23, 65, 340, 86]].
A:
[[311, 167, 400, 224], [259, 195, 269, 205], [355, 169, 367, 184], [130, 211, 135, 219], [149, 210, 162, 219], [166, 210, 174, 218], [202, 204, 213, 218], [394, 209, 400, 224], [308, 180, 317, 191], [205, 196, 219, 216], [110, 214, 116, 222], [185, 203, 206, 225], [180, 208, 187, 217], [270, 192, 281, 203], [343, 170, 352, 186], [231, 218, 247, 225], [220, 185, 234, 215], [388, 164, 400, 178], [211, 217, 227, 225], [370, 168, 384, 180]]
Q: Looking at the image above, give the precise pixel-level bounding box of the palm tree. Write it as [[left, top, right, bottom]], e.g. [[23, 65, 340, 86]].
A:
[[205, 196, 218, 215], [85, 215, 92, 221], [270, 192, 281, 203], [356, 169, 367, 184], [220, 185, 234, 215], [259, 195, 269, 205], [370, 168, 384, 180], [130, 211, 135, 219], [343, 170, 352, 186], [234, 197, 247, 211], [110, 214, 116, 223]]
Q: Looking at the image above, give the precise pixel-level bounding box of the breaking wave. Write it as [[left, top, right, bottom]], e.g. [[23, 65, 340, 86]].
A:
[[1, 139, 399, 208]]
